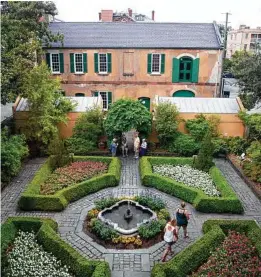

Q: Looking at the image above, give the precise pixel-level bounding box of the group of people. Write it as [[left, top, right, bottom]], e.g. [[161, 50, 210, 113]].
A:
[[161, 201, 190, 262], [110, 132, 147, 159]]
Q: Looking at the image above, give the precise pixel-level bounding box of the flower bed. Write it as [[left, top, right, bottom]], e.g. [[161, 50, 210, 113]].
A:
[[153, 164, 220, 197], [18, 156, 121, 211], [151, 219, 261, 277], [140, 157, 243, 214], [41, 161, 108, 195], [191, 230, 261, 276], [83, 196, 170, 249], [1, 217, 110, 277]]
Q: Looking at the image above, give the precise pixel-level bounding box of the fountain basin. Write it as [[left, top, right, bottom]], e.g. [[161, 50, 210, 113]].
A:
[[98, 200, 157, 235]]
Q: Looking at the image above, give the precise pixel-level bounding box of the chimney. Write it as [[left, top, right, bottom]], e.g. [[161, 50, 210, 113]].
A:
[[101, 10, 113, 22], [128, 8, 133, 17], [98, 12, 101, 21], [152, 10, 155, 21]]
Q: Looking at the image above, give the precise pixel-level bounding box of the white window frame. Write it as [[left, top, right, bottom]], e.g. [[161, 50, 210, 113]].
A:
[[151, 53, 161, 74], [98, 53, 108, 74], [50, 53, 60, 74], [74, 53, 84, 74], [98, 91, 109, 110]]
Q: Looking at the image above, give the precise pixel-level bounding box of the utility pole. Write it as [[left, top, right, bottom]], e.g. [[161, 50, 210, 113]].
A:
[[219, 12, 232, 97]]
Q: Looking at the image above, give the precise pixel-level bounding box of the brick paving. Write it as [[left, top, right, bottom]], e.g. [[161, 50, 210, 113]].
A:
[[1, 156, 261, 277]]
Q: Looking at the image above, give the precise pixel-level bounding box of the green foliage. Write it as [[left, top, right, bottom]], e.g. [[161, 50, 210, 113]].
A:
[[231, 51, 261, 109], [104, 99, 152, 138], [186, 114, 210, 141], [1, 217, 110, 277], [212, 138, 229, 156], [18, 157, 121, 211], [239, 112, 261, 141], [1, 128, 29, 183], [66, 137, 96, 155], [223, 58, 233, 72], [48, 138, 71, 171], [154, 102, 180, 146], [169, 133, 200, 156], [90, 219, 119, 241], [94, 198, 120, 210], [138, 220, 165, 239], [225, 136, 249, 155], [140, 157, 243, 214], [21, 63, 74, 146], [152, 219, 260, 277], [1, 1, 63, 104], [157, 209, 171, 221], [194, 132, 214, 172], [134, 196, 165, 211]]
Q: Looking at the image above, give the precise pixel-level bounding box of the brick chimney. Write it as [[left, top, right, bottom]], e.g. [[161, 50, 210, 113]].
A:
[[128, 8, 133, 17], [152, 10, 155, 21], [101, 10, 113, 22], [98, 12, 101, 21]]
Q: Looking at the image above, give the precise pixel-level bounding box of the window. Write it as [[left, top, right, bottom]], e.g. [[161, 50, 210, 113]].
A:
[[51, 53, 60, 73], [93, 91, 112, 110], [179, 57, 192, 82], [75, 93, 85, 97], [74, 54, 83, 73], [151, 54, 161, 73], [99, 53, 107, 73]]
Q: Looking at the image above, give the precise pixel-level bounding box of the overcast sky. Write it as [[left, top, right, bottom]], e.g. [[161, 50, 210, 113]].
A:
[[54, 0, 261, 29]]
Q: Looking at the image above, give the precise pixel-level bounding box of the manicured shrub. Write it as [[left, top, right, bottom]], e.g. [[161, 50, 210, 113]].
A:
[[94, 198, 119, 210], [91, 262, 110, 277], [157, 209, 171, 221], [185, 114, 210, 141], [1, 128, 29, 183], [134, 196, 165, 211], [90, 219, 119, 241], [169, 133, 199, 157], [138, 219, 165, 239], [225, 136, 249, 155], [194, 132, 214, 172], [66, 137, 96, 155], [212, 137, 228, 156]]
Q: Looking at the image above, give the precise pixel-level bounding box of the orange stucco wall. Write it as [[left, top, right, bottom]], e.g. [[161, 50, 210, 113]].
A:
[[47, 48, 222, 103]]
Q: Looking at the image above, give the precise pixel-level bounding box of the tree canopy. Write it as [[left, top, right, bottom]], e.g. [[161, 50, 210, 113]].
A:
[[1, 1, 63, 104], [104, 99, 152, 138]]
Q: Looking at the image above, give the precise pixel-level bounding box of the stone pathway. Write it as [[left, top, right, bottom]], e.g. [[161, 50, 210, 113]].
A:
[[1, 156, 261, 277]]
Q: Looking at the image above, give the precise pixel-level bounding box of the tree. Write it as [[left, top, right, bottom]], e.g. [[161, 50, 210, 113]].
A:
[[231, 52, 261, 109], [104, 99, 152, 138], [21, 63, 73, 146], [1, 1, 63, 104], [239, 112, 261, 141], [194, 132, 214, 172], [154, 102, 180, 147]]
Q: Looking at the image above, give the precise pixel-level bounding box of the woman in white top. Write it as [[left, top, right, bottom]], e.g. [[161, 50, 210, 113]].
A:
[[133, 133, 140, 159], [161, 219, 178, 262]]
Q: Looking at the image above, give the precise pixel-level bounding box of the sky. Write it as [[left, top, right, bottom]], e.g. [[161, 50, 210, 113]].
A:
[[54, 0, 261, 29]]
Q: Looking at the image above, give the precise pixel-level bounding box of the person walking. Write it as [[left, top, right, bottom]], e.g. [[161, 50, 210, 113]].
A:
[[121, 134, 128, 157], [161, 219, 178, 262], [133, 132, 140, 159], [140, 138, 147, 157], [176, 202, 190, 239], [110, 138, 118, 157]]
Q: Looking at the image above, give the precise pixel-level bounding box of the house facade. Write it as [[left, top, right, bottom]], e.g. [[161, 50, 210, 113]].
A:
[[44, 22, 223, 111]]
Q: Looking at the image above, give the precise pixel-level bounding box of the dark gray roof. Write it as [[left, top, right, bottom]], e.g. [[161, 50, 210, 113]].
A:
[[47, 22, 222, 49]]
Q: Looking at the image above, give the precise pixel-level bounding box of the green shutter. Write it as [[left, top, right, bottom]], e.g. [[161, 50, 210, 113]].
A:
[[83, 53, 87, 73], [46, 53, 51, 68], [161, 54, 165, 73], [70, 53, 74, 73], [172, 58, 180, 83], [94, 53, 99, 73], [93, 91, 99, 97], [147, 54, 152, 74], [59, 53, 64, 73], [192, 58, 199, 83], [108, 91, 112, 108], [107, 53, 112, 73]]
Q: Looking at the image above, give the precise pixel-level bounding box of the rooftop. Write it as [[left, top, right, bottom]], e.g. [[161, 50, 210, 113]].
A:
[[47, 22, 222, 49]]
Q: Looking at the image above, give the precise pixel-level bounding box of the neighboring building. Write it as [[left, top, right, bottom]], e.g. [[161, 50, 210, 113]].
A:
[[98, 8, 154, 22], [227, 25, 261, 58], [44, 22, 223, 111]]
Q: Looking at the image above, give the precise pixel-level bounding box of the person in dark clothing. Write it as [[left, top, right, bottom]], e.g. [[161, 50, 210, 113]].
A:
[[176, 202, 190, 238]]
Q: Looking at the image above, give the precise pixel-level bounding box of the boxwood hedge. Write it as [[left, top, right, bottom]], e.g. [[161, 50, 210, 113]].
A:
[[140, 157, 243, 214], [1, 217, 110, 277], [151, 219, 261, 277], [18, 156, 121, 211]]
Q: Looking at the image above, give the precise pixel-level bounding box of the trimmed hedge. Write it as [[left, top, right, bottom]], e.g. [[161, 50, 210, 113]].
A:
[[18, 156, 121, 211], [140, 157, 243, 214], [1, 217, 110, 277], [152, 219, 261, 277]]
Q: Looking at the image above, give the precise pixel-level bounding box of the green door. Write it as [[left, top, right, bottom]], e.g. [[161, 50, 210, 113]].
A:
[[172, 90, 195, 97], [138, 97, 150, 110]]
